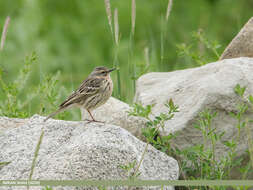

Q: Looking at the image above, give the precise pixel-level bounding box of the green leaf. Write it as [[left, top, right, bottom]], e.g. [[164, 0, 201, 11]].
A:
[[218, 131, 226, 139], [234, 84, 246, 97], [0, 161, 11, 167], [248, 95, 253, 104], [223, 140, 236, 148], [229, 111, 237, 119], [155, 116, 162, 121]]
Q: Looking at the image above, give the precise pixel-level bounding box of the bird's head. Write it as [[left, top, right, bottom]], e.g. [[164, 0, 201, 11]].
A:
[[90, 66, 116, 77]]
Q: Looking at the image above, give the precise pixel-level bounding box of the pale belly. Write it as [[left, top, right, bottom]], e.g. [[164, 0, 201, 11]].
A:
[[82, 78, 113, 110]]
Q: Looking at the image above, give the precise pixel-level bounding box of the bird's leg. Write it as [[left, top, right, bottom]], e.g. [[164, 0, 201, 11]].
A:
[[85, 110, 104, 123], [88, 110, 96, 121]]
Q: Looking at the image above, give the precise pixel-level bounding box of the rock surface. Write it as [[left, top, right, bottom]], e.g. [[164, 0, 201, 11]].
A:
[[81, 97, 147, 140], [135, 57, 253, 160], [0, 115, 179, 190], [0, 117, 27, 132], [220, 17, 253, 59]]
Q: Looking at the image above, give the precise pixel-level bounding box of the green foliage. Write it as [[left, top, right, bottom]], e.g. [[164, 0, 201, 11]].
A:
[[97, 186, 107, 190], [234, 84, 246, 98], [36, 71, 71, 120], [177, 109, 243, 183], [0, 52, 72, 120], [192, 29, 221, 59], [179, 85, 252, 185], [177, 43, 206, 66], [142, 99, 179, 153], [0, 52, 37, 118], [176, 30, 221, 66], [119, 160, 141, 180], [0, 0, 252, 103], [130, 85, 253, 189], [126, 99, 179, 182], [41, 186, 53, 190], [129, 99, 179, 152], [128, 103, 153, 119]]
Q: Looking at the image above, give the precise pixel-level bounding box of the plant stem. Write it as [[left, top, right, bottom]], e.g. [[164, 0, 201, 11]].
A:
[[28, 129, 44, 190], [160, 15, 164, 67], [129, 31, 136, 97], [0, 16, 10, 51], [131, 126, 160, 180], [245, 119, 253, 169], [113, 46, 121, 99], [29, 129, 44, 180]]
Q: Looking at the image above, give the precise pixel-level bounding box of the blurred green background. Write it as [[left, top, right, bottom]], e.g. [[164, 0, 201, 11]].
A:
[[0, 0, 252, 119]]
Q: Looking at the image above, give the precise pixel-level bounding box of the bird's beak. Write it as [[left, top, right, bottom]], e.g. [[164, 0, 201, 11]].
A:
[[108, 68, 116, 73]]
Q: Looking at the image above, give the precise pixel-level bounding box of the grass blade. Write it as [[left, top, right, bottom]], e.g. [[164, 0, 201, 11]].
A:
[[131, 0, 136, 35], [114, 8, 119, 46], [166, 0, 173, 21], [104, 0, 113, 35], [0, 16, 10, 51], [113, 8, 121, 99], [29, 129, 44, 180]]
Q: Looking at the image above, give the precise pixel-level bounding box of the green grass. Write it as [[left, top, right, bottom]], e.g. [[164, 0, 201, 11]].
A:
[[0, 0, 252, 106]]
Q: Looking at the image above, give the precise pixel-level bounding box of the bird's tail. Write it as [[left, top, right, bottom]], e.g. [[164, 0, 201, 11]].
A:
[[44, 108, 64, 122]]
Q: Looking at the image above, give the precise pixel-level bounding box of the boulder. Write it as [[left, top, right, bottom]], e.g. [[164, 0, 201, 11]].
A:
[[81, 97, 147, 140], [220, 17, 253, 59], [0, 115, 179, 190], [135, 57, 253, 160]]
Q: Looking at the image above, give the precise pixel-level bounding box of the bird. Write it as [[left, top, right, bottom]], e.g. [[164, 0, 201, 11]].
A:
[[44, 66, 115, 122]]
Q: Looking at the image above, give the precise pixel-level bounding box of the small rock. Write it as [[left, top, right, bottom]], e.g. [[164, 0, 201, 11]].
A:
[[220, 17, 253, 59]]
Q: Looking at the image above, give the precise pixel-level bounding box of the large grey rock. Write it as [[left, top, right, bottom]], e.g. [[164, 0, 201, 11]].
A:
[[81, 97, 147, 140], [135, 57, 253, 160], [220, 17, 253, 59], [0, 115, 179, 190]]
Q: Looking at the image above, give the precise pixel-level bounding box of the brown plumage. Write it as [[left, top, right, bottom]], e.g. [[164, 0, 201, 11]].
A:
[[44, 66, 115, 122]]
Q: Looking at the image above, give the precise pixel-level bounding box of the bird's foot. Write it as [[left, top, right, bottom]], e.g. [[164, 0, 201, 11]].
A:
[[84, 119, 105, 124]]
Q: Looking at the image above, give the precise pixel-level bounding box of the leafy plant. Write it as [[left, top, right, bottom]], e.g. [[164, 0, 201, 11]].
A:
[[0, 52, 71, 120], [0, 52, 37, 118], [119, 160, 140, 180], [234, 84, 253, 174], [36, 71, 71, 120], [175, 85, 252, 189], [129, 84, 253, 190], [177, 29, 221, 66], [128, 103, 153, 119], [176, 109, 245, 185], [97, 186, 107, 190], [192, 29, 221, 59], [128, 99, 179, 181], [41, 186, 53, 190]]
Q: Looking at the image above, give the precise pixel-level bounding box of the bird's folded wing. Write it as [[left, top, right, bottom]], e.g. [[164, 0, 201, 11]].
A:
[[59, 77, 103, 108]]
